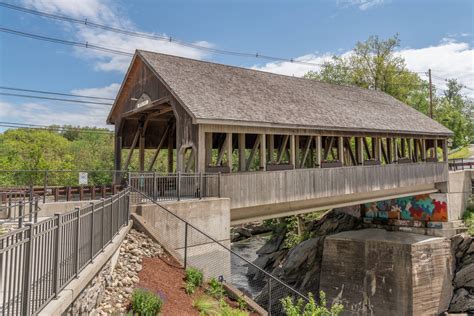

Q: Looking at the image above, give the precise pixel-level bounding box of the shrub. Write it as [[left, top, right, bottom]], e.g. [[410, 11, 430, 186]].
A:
[[207, 278, 225, 298], [219, 299, 249, 316], [131, 288, 163, 315], [185, 267, 203, 294], [237, 296, 247, 310], [281, 291, 343, 316], [192, 296, 219, 315]]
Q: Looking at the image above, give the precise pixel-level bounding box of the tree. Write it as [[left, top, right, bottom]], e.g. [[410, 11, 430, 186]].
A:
[[304, 35, 473, 147]]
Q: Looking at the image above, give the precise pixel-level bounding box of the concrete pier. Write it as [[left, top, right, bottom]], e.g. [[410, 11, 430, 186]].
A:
[[320, 229, 454, 316]]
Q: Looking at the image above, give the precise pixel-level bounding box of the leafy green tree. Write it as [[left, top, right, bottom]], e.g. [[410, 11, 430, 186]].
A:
[[304, 35, 473, 148]]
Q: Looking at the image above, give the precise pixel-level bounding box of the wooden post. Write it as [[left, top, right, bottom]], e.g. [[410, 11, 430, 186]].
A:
[[407, 138, 413, 162], [386, 138, 392, 164], [289, 135, 296, 169], [356, 137, 363, 165], [295, 135, 300, 168], [277, 135, 289, 164], [377, 138, 382, 162], [238, 133, 246, 171], [433, 139, 438, 160], [205, 132, 213, 167], [401, 138, 406, 158], [226, 133, 233, 172], [114, 135, 122, 180], [259, 134, 266, 171], [300, 136, 313, 168], [315, 135, 321, 167], [393, 138, 398, 163], [338, 136, 344, 165], [442, 139, 448, 162], [139, 135, 145, 172], [268, 134, 275, 163], [421, 138, 426, 161], [167, 132, 174, 173]]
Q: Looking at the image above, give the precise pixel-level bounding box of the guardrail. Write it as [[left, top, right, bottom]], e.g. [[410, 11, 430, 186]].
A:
[[449, 158, 474, 171], [132, 187, 308, 314], [0, 188, 130, 315], [0, 196, 41, 229], [129, 172, 220, 203]]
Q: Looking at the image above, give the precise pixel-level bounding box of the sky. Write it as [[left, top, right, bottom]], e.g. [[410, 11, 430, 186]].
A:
[[0, 0, 473, 130]]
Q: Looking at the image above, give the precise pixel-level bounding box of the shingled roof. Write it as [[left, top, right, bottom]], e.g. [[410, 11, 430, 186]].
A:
[[118, 50, 452, 136]]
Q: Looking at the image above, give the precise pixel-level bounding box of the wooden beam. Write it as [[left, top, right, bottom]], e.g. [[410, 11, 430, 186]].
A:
[[238, 133, 246, 171], [380, 139, 388, 164], [226, 133, 233, 171], [433, 139, 438, 160], [386, 138, 392, 164], [205, 132, 213, 167], [407, 138, 413, 161], [393, 138, 398, 163], [356, 137, 363, 165], [216, 133, 228, 166], [401, 138, 406, 158], [185, 148, 195, 172], [277, 135, 289, 164], [268, 134, 275, 163], [259, 134, 266, 170], [323, 136, 334, 161], [246, 136, 260, 171], [148, 124, 170, 171], [123, 126, 141, 171], [421, 138, 426, 161], [168, 127, 174, 173], [289, 135, 296, 169], [300, 136, 313, 168], [442, 139, 448, 162], [362, 138, 372, 160], [338, 136, 344, 165], [344, 138, 356, 166], [315, 135, 321, 167], [295, 135, 300, 168], [139, 135, 145, 172]]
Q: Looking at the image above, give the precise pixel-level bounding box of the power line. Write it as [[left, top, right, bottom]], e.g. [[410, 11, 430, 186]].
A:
[[0, 86, 115, 101], [0, 92, 113, 106], [0, 2, 428, 74], [0, 121, 114, 134]]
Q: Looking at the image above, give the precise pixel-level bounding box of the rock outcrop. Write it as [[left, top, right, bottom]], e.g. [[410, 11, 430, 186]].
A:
[[231, 222, 273, 242], [449, 233, 474, 313], [250, 208, 363, 307]]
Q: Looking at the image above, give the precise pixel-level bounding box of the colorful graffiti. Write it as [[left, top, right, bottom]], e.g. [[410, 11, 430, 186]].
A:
[[362, 193, 448, 222]]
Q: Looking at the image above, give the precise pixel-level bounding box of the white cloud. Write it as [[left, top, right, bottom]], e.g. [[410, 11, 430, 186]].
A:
[[23, 0, 213, 72], [0, 100, 112, 128], [337, 0, 387, 10], [71, 83, 120, 99], [252, 40, 474, 97]]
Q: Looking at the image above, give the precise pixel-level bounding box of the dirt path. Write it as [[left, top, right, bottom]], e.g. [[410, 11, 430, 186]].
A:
[[137, 254, 201, 316]]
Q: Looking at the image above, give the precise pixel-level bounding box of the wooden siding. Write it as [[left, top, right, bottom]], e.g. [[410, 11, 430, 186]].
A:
[[220, 162, 448, 210]]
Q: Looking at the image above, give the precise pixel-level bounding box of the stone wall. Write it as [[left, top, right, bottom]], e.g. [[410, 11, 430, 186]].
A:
[[64, 229, 163, 315]]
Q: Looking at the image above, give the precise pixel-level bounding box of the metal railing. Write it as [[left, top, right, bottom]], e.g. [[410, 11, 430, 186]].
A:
[[132, 188, 308, 314], [0, 195, 41, 229], [0, 170, 128, 204], [449, 158, 474, 171], [0, 188, 130, 315], [129, 172, 220, 203]]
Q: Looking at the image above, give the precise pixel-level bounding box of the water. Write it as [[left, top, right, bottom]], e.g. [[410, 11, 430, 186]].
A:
[[230, 233, 271, 298]]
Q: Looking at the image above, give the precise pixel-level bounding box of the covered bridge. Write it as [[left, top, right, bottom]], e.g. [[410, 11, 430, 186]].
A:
[[107, 50, 451, 174], [108, 50, 453, 222]]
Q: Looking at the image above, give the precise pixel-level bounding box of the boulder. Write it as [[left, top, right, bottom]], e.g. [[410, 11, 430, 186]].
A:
[[454, 263, 474, 289], [449, 288, 474, 313]]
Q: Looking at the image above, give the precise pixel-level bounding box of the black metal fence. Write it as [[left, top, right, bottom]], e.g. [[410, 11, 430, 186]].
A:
[[132, 188, 308, 315], [449, 158, 474, 171], [0, 188, 130, 315], [129, 172, 220, 203]]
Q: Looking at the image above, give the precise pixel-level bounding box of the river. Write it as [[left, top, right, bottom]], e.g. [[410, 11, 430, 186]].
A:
[[230, 233, 271, 298]]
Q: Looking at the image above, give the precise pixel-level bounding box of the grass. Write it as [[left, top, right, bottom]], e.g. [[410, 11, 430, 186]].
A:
[[449, 146, 471, 159], [185, 267, 204, 294], [463, 202, 474, 236]]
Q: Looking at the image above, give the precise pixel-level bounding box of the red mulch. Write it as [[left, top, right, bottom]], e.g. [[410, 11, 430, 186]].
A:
[[136, 254, 202, 316]]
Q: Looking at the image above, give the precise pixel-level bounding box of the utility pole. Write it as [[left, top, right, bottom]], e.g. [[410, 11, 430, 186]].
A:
[[428, 69, 433, 118]]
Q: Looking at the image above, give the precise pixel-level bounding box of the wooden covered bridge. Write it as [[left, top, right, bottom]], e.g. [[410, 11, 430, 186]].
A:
[[108, 50, 453, 223]]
